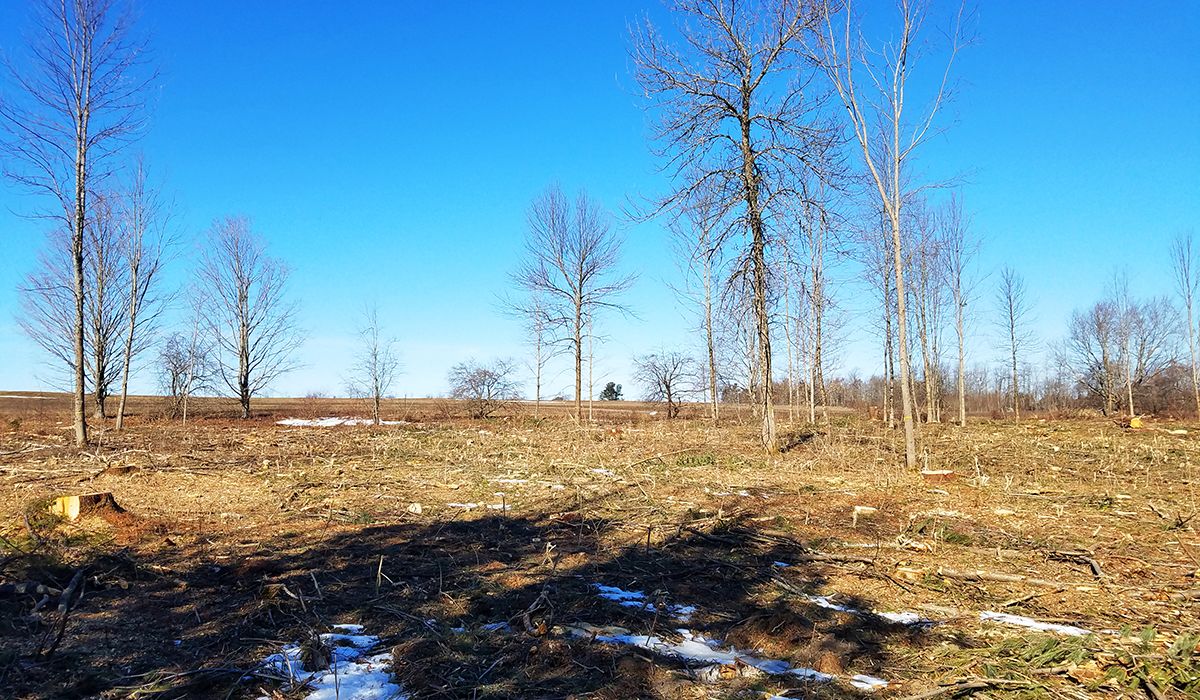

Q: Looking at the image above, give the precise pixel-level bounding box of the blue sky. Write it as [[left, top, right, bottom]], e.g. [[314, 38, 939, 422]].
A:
[[0, 1, 1197, 399]]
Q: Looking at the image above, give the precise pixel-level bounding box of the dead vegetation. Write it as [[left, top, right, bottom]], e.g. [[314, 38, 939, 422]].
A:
[[0, 397, 1197, 699]]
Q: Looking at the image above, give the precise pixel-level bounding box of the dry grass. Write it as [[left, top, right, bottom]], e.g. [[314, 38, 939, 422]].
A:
[[0, 395, 1197, 699]]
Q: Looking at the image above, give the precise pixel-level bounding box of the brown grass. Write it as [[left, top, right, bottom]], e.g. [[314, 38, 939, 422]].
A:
[[0, 395, 1196, 699]]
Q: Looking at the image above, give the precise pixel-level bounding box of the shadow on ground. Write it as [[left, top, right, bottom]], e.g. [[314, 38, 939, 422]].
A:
[[1, 493, 931, 699]]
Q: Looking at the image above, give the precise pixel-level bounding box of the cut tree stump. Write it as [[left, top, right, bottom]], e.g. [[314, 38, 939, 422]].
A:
[[48, 492, 124, 521]]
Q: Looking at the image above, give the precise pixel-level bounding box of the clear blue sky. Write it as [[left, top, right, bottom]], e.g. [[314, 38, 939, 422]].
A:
[[0, 1, 1196, 399]]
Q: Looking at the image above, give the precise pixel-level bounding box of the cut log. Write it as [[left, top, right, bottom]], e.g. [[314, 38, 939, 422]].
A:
[[48, 492, 124, 521]]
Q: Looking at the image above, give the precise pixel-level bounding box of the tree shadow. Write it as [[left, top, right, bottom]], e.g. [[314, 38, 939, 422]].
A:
[[1, 497, 933, 699]]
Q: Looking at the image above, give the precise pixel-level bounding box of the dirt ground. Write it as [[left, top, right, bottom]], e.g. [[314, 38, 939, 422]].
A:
[[0, 395, 1197, 699]]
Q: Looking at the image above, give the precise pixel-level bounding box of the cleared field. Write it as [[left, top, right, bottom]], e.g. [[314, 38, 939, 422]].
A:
[[0, 397, 1197, 699]]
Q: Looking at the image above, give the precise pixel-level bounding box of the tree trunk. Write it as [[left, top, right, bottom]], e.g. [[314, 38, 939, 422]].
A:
[[72, 125, 89, 446], [1188, 296, 1200, 419], [704, 257, 718, 422], [1009, 325, 1020, 422], [573, 297, 582, 422], [741, 106, 775, 450], [889, 216, 918, 468], [955, 299, 966, 426]]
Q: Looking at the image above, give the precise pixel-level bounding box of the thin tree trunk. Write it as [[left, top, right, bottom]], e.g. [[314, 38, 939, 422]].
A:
[[955, 299, 966, 426], [1189, 297, 1200, 419], [704, 256, 718, 422]]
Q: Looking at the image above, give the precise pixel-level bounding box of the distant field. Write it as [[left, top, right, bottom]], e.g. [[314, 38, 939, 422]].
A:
[[0, 390, 850, 423]]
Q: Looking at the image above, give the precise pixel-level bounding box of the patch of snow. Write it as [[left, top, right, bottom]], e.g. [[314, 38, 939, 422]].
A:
[[773, 561, 791, 568], [589, 468, 617, 477], [980, 611, 1091, 636], [802, 594, 928, 626], [592, 583, 696, 621], [276, 417, 407, 427], [480, 621, 512, 633], [446, 502, 479, 509], [259, 627, 405, 700], [563, 624, 883, 690], [850, 674, 890, 691]]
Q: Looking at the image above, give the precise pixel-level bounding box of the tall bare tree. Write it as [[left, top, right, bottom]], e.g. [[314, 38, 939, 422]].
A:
[[669, 184, 726, 422], [513, 185, 632, 421], [114, 161, 172, 430], [0, 0, 152, 446], [939, 194, 977, 426], [19, 197, 128, 419], [195, 217, 301, 419], [1170, 231, 1200, 418], [632, 0, 837, 449], [346, 303, 401, 425], [814, 0, 968, 466], [996, 266, 1033, 421]]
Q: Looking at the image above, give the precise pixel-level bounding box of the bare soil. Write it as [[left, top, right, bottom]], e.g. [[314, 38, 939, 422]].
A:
[[0, 395, 1196, 699]]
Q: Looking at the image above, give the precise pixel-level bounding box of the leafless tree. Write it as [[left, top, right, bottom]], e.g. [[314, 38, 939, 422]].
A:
[[195, 217, 301, 419], [19, 195, 128, 419], [1066, 300, 1121, 415], [159, 316, 214, 425], [668, 184, 727, 422], [1066, 295, 1178, 415], [0, 0, 153, 446], [513, 185, 632, 421], [448, 358, 521, 419], [510, 292, 563, 418], [814, 0, 969, 466], [635, 350, 696, 419], [631, 0, 838, 449], [346, 303, 401, 425], [114, 161, 172, 430], [1171, 232, 1200, 418], [996, 266, 1033, 420], [939, 194, 977, 426]]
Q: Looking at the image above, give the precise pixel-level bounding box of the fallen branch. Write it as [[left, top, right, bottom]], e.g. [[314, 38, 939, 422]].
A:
[[1050, 550, 1105, 579], [901, 677, 1033, 700], [38, 568, 85, 659]]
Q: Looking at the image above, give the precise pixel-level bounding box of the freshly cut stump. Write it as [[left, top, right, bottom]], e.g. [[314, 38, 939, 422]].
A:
[[48, 492, 124, 521]]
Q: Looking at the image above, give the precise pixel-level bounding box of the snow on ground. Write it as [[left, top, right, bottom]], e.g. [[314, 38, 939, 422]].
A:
[[803, 594, 929, 626], [562, 623, 888, 691], [980, 611, 1092, 636], [592, 583, 697, 621], [259, 624, 405, 700], [276, 417, 407, 427]]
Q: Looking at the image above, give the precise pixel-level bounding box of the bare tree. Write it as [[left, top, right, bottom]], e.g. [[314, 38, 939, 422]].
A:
[[160, 317, 213, 425], [631, 0, 837, 450], [814, 0, 969, 466], [346, 303, 401, 425], [669, 184, 726, 422], [1066, 300, 1121, 415], [996, 266, 1033, 420], [114, 161, 172, 430], [0, 0, 153, 446], [513, 185, 632, 421], [939, 194, 977, 426], [634, 351, 696, 419], [19, 197, 128, 419], [1170, 231, 1200, 418], [1066, 295, 1178, 415], [448, 358, 521, 419], [195, 217, 301, 419], [511, 292, 563, 418]]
